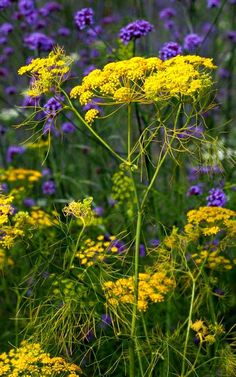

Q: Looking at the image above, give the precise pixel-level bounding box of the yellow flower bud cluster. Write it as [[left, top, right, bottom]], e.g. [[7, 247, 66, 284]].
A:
[[18, 46, 73, 97], [191, 320, 224, 345], [103, 271, 175, 311], [111, 169, 135, 217], [63, 197, 94, 226], [0, 341, 82, 376], [0, 168, 42, 183], [76, 234, 121, 267]]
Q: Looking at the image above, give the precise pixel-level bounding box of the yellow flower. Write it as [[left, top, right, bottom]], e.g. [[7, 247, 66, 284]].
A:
[[18, 46, 73, 97], [84, 108, 99, 124], [63, 197, 94, 225]]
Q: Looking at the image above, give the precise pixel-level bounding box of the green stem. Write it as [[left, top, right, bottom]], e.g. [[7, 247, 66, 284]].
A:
[[69, 220, 85, 269], [181, 277, 196, 377]]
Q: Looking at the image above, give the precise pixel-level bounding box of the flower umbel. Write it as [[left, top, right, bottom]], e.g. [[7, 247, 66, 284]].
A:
[[18, 46, 73, 97]]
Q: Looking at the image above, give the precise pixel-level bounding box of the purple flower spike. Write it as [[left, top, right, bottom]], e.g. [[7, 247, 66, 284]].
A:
[[207, 188, 227, 207], [159, 41, 182, 60], [24, 32, 54, 51], [74, 8, 94, 30], [119, 20, 154, 44]]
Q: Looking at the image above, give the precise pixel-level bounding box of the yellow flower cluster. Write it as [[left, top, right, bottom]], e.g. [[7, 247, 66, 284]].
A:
[[0, 195, 29, 249], [63, 197, 94, 226], [70, 56, 162, 105], [0, 168, 42, 183], [185, 206, 236, 239], [0, 249, 14, 269], [28, 209, 57, 227], [191, 250, 236, 270], [84, 108, 100, 124], [0, 341, 82, 376], [70, 54, 215, 121], [18, 46, 73, 97], [103, 271, 175, 311], [76, 234, 120, 267], [144, 55, 216, 101], [191, 320, 224, 345]]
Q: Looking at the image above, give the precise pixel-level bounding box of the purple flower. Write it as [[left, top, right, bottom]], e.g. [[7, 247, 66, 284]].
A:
[[22, 95, 40, 107], [213, 288, 225, 296], [61, 122, 76, 134], [0, 183, 8, 193], [119, 19, 154, 44], [42, 180, 56, 195], [159, 41, 182, 60], [0, 0, 11, 10], [184, 33, 202, 51], [0, 23, 13, 35], [187, 185, 203, 196], [18, 0, 35, 15], [42, 168, 51, 176], [86, 25, 102, 43], [159, 7, 176, 20], [3, 46, 14, 55], [218, 68, 230, 79], [23, 198, 36, 207], [0, 67, 8, 77], [83, 64, 96, 76], [178, 125, 204, 139], [109, 239, 125, 253], [24, 32, 54, 51], [99, 314, 112, 329], [43, 120, 59, 137], [207, 188, 227, 207], [207, 0, 221, 7], [226, 31, 236, 43], [93, 206, 104, 217], [6, 145, 25, 163], [43, 97, 62, 117], [139, 244, 146, 257], [58, 27, 70, 37], [149, 239, 160, 247], [5, 86, 17, 95], [39, 2, 62, 17], [74, 8, 94, 30]]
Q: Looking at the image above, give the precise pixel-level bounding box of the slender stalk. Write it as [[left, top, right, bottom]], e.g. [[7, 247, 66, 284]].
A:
[[61, 88, 128, 165], [181, 277, 196, 377]]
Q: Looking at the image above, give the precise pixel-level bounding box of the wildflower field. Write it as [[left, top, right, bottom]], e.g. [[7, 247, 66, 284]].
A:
[[0, 0, 236, 376]]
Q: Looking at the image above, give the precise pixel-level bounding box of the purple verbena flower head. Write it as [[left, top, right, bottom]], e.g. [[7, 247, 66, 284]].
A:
[[6, 145, 25, 163], [0, 23, 13, 35], [42, 167, 51, 176], [0, 67, 8, 77], [22, 95, 40, 107], [0, 0, 11, 10], [43, 97, 62, 117], [74, 8, 94, 30], [3, 46, 14, 56], [24, 32, 54, 51], [159, 7, 176, 20], [18, 0, 35, 15], [23, 198, 36, 207], [62, 122, 76, 134], [5, 86, 17, 95], [99, 314, 112, 329], [39, 2, 62, 17], [207, 0, 221, 7], [184, 33, 202, 51], [226, 30, 236, 43], [93, 206, 104, 217], [42, 180, 56, 195], [159, 41, 182, 60], [218, 68, 230, 79], [86, 25, 103, 43], [187, 185, 203, 196], [207, 188, 227, 207], [149, 239, 160, 247], [58, 27, 70, 37], [139, 244, 146, 257], [43, 120, 59, 137], [119, 19, 154, 44], [83, 64, 96, 76]]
